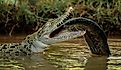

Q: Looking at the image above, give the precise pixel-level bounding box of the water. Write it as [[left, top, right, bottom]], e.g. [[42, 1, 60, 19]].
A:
[[0, 54, 57, 70], [0, 37, 121, 70]]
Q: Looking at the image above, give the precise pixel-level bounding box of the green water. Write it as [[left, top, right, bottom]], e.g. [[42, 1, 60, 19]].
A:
[[0, 38, 121, 70], [0, 54, 57, 70]]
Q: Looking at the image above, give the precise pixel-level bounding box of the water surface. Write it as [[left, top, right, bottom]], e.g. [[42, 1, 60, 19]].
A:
[[0, 37, 121, 70]]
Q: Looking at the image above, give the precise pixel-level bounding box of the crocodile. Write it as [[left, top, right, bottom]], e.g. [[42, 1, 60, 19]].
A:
[[0, 7, 111, 57], [0, 7, 85, 57]]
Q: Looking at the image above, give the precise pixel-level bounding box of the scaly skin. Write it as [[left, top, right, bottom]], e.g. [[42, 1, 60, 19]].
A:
[[0, 7, 85, 56], [50, 17, 111, 56], [0, 7, 111, 57]]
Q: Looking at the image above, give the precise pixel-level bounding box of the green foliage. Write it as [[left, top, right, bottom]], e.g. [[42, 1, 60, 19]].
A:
[[34, 0, 75, 19], [74, 0, 121, 34], [0, 0, 40, 35], [0, 0, 77, 35], [0, 0, 121, 35]]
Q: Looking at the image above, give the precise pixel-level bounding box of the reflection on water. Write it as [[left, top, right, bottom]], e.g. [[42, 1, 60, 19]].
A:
[[0, 54, 57, 70], [1, 55, 121, 70], [0, 38, 121, 70], [85, 56, 107, 70], [43, 38, 121, 70]]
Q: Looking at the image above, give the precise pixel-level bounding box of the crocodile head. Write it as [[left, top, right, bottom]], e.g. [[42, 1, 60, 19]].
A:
[[23, 7, 86, 53], [37, 7, 73, 37], [37, 7, 86, 45]]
